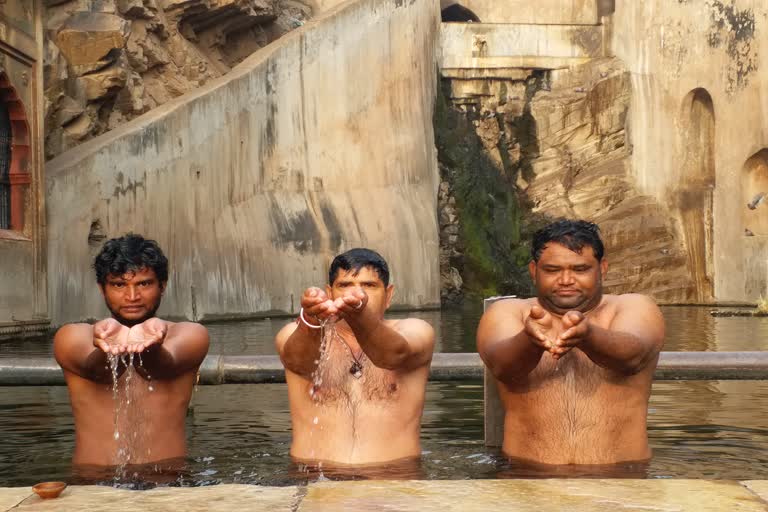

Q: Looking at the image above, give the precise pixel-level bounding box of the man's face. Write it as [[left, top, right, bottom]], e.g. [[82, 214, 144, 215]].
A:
[[529, 242, 607, 314], [327, 266, 394, 317], [99, 267, 165, 326]]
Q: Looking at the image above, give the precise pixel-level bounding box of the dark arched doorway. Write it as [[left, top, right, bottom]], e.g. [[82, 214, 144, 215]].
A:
[[0, 99, 10, 229], [742, 148, 768, 299], [441, 3, 480, 22], [0, 72, 31, 232]]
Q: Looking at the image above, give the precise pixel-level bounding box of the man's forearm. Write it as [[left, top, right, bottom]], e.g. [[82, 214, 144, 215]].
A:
[[580, 325, 655, 374], [346, 313, 410, 370], [135, 344, 178, 379], [83, 348, 123, 382], [483, 331, 545, 383], [281, 324, 322, 377]]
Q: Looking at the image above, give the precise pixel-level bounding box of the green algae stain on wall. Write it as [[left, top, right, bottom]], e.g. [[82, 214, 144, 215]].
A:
[[433, 76, 548, 300]]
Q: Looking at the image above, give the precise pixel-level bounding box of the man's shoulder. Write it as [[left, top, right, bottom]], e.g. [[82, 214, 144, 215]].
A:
[[166, 320, 209, 342], [54, 322, 92, 342], [484, 297, 535, 316], [387, 317, 435, 338], [605, 293, 659, 310], [167, 320, 207, 331]]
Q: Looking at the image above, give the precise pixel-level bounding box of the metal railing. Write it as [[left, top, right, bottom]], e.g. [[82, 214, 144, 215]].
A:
[[1, 351, 767, 386]]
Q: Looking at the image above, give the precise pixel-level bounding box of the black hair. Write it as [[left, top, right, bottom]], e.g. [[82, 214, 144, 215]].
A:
[[329, 248, 390, 286], [531, 220, 605, 262], [94, 234, 169, 285]]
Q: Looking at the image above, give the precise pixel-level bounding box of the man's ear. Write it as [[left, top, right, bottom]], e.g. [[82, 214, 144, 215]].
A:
[[528, 260, 536, 281], [600, 259, 608, 279], [325, 284, 332, 297], [98, 283, 106, 297], [385, 284, 395, 309], [160, 281, 167, 294]]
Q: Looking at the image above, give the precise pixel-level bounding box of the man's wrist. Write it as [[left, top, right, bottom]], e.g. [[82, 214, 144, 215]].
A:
[[297, 308, 322, 331], [578, 320, 596, 348]]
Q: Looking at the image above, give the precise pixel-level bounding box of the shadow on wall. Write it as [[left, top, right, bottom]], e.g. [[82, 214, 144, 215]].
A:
[[675, 87, 716, 302], [440, 3, 480, 22], [597, 0, 615, 17]]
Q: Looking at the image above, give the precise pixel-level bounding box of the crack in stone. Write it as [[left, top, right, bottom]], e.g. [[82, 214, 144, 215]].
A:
[[290, 484, 309, 512], [4, 493, 34, 511], [739, 481, 768, 506]]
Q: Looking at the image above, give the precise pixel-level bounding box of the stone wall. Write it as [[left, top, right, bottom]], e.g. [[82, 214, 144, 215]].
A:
[[44, 0, 312, 159], [612, 0, 768, 302], [46, 0, 441, 325], [437, 57, 696, 302]]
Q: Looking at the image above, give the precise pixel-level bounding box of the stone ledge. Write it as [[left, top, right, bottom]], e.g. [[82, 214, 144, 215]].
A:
[[1, 480, 766, 511]]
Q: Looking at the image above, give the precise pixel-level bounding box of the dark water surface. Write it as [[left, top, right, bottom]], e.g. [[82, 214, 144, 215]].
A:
[[0, 305, 767, 486]]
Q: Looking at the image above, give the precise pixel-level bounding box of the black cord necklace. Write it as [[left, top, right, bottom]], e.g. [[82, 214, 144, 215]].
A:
[[332, 328, 365, 379]]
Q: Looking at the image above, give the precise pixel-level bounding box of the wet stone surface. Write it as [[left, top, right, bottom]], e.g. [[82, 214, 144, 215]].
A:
[[299, 480, 768, 511], [6, 484, 297, 512], [1, 480, 766, 511], [745, 481, 768, 503], [0, 487, 32, 510]]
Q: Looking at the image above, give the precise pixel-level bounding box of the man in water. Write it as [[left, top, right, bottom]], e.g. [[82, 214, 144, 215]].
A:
[[54, 234, 209, 468], [477, 220, 665, 465], [275, 248, 434, 467]]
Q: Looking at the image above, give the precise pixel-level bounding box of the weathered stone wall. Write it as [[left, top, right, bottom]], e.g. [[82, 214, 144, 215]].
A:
[[437, 56, 695, 302], [612, 0, 768, 302], [0, 1, 48, 331], [44, 0, 312, 159], [46, 0, 440, 325]]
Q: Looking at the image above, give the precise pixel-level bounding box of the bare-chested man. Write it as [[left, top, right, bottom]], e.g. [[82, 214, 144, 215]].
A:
[[477, 220, 665, 465], [54, 234, 209, 468], [275, 248, 434, 466]]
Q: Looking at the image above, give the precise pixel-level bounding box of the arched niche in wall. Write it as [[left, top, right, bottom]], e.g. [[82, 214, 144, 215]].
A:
[[742, 148, 768, 299], [440, 3, 480, 22], [742, 149, 768, 235], [678, 88, 716, 302], [0, 72, 31, 233]]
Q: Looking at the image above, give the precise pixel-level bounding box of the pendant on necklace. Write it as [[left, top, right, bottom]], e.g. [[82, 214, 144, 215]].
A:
[[350, 361, 363, 379]]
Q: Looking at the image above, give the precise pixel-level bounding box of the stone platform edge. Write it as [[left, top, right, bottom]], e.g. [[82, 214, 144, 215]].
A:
[[1, 479, 768, 511]]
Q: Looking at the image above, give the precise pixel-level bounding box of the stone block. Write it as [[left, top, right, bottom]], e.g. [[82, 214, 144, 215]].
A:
[[299, 480, 768, 511], [78, 63, 129, 100], [63, 112, 94, 140], [55, 95, 85, 127], [9, 484, 296, 511], [55, 12, 130, 67], [118, 0, 157, 18]]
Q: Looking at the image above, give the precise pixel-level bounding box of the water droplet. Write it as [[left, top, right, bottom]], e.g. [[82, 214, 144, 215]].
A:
[[148, 385, 154, 391], [313, 416, 319, 425], [114, 431, 120, 440]]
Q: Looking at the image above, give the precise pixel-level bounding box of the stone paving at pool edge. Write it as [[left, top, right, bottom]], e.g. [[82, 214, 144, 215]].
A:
[[1, 480, 767, 511]]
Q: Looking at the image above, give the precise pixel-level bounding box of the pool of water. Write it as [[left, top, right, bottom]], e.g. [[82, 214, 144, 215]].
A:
[[1, 305, 767, 486]]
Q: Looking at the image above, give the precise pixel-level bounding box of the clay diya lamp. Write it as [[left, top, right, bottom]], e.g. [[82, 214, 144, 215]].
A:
[[32, 482, 67, 499]]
